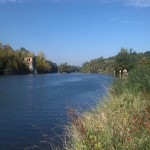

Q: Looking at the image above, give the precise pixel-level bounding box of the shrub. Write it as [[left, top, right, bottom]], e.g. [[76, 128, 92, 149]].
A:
[[127, 66, 150, 94], [65, 66, 150, 150]]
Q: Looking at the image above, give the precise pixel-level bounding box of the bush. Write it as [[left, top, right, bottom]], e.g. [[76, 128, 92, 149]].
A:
[[65, 90, 150, 150], [65, 66, 150, 150], [112, 65, 150, 95], [127, 66, 150, 94]]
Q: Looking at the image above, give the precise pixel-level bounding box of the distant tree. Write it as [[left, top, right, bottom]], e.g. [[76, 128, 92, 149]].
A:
[[1, 40, 149, 75], [0, 47, 5, 71], [3, 44, 13, 52], [144, 51, 150, 56], [27, 52, 35, 57], [36, 51, 51, 73], [81, 56, 115, 73], [69, 65, 80, 73], [138, 51, 150, 67], [58, 63, 80, 73], [0, 41, 58, 74], [46, 60, 58, 73], [58, 63, 71, 73], [16, 47, 31, 60], [114, 48, 138, 72], [0, 43, 30, 74]]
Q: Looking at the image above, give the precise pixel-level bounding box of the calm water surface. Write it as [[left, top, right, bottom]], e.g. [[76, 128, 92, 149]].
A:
[[0, 73, 113, 150]]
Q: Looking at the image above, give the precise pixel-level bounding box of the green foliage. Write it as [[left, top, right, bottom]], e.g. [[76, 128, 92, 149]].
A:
[[138, 53, 150, 67], [115, 48, 130, 70], [112, 66, 150, 95], [16, 47, 32, 59], [127, 66, 150, 94], [81, 48, 138, 74], [58, 63, 71, 73], [0, 43, 30, 74], [58, 63, 80, 73], [36, 52, 51, 73], [81, 48, 146, 74], [81, 57, 115, 74], [1, 41, 150, 75], [46, 60, 58, 73], [0, 41, 57, 74], [65, 66, 150, 150], [114, 48, 138, 73], [144, 51, 150, 56]]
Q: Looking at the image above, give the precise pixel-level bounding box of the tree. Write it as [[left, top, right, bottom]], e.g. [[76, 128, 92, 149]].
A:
[[58, 63, 71, 73], [46, 60, 58, 73], [81, 57, 115, 73], [0, 41, 58, 74], [114, 48, 138, 72], [36, 51, 51, 73]]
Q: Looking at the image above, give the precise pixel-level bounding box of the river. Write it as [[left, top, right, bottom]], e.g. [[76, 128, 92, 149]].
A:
[[0, 73, 113, 150]]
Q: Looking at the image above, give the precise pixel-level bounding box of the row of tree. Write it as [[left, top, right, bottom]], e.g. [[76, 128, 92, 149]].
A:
[[58, 63, 80, 73], [81, 48, 150, 74], [0, 44, 29, 74], [0, 42, 58, 74], [0, 41, 150, 75], [0, 42, 80, 74]]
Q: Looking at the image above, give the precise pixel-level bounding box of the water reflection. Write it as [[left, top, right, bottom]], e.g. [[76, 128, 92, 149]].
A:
[[0, 73, 113, 150]]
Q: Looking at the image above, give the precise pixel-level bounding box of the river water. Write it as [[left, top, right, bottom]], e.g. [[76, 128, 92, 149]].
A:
[[0, 73, 113, 150]]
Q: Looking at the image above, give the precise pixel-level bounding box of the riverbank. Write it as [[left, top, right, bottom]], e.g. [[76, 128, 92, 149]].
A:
[[65, 66, 150, 150]]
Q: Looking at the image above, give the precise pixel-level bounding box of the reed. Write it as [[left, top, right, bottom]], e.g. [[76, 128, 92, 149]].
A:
[[65, 66, 150, 150]]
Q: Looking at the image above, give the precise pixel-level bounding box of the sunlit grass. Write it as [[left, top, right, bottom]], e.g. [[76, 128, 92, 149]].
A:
[[65, 66, 150, 150]]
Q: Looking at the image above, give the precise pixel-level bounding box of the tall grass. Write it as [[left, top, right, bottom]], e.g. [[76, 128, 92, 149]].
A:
[[65, 66, 150, 150]]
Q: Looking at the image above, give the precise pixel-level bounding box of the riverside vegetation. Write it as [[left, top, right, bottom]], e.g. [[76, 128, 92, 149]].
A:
[[1, 41, 150, 74], [65, 65, 150, 150], [0, 42, 58, 74], [1, 41, 150, 149], [0, 42, 79, 74]]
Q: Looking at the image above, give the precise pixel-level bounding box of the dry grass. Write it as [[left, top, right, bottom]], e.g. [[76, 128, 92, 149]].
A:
[[65, 90, 150, 150], [65, 65, 150, 150]]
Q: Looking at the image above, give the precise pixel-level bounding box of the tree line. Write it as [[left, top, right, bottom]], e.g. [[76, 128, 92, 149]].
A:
[[81, 48, 150, 74], [0, 42, 58, 74], [0, 41, 149, 75], [0, 42, 80, 74]]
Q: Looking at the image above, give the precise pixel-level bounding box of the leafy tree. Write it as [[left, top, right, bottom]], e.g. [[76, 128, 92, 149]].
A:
[[16, 47, 31, 59], [144, 51, 150, 56], [0, 42, 30, 74], [58, 63, 79, 73], [69, 65, 80, 73], [138, 52, 150, 67], [81, 57, 115, 73], [114, 48, 138, 73], [58, 63, 71, 73], [46, 60, 58, 73], [36, 51, 51, 73], [115, 48, 130, 71], [1, 40, 150, 75], [0, 41, 58, 74]]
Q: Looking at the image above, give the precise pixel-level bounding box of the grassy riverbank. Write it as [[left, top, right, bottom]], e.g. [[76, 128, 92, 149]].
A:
[[65, 66, 150, 150]]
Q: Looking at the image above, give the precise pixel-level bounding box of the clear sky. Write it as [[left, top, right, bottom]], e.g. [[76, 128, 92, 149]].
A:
[[0, 0, 150, 66]]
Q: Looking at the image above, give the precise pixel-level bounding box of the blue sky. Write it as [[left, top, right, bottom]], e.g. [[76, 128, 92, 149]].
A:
[[0, 0, 150, 66]]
